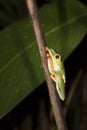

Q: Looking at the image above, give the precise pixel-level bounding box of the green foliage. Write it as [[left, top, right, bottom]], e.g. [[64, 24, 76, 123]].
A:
[[0, 0, 87, 119]]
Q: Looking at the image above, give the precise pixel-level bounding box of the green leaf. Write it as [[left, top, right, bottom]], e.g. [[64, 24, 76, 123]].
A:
[[0, 1, 87, 118]]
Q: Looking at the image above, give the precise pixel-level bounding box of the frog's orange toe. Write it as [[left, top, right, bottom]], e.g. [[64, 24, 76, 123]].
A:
[[46, 53, 50, 58], [45, 46, 49, 51], [50, 74, 56, 81]]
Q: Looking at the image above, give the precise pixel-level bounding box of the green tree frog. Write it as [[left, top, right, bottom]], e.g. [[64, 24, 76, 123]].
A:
[[46, 47, 66, 101]]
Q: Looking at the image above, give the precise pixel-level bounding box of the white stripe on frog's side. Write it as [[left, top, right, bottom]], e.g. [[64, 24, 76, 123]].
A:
[[54, 63, 60, 72]]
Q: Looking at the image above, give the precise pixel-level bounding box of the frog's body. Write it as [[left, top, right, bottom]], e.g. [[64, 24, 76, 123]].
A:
[[46, 47, 66, 101]]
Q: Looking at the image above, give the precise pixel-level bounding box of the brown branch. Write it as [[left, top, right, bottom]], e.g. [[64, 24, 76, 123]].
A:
[[63, 69, 83, 117], [26, 0, 67, 130]]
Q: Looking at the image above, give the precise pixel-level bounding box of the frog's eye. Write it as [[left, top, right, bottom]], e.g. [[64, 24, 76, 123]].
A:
[[55, 54, 60, 59]]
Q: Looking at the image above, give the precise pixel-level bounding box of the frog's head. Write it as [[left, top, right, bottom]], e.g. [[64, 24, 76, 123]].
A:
[[48, 48, 62, 72]]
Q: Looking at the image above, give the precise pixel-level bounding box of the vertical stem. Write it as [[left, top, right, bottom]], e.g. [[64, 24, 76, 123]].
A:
[[26, 0, 67, 130]]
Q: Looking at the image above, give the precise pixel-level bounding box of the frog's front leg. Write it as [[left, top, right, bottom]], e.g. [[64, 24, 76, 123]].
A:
[[46, 49, 56, 82]]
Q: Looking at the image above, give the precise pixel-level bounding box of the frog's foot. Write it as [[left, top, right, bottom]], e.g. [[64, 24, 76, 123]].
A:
[[45, 46, 50, 58], [50, 74, 56, 82]]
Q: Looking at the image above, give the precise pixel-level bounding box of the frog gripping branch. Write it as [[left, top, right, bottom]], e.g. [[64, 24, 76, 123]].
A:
[[45, 47, 66, 101]]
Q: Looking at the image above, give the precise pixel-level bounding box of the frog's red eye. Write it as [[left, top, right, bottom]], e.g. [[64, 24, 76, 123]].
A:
[[55, 54, 60, 59]]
